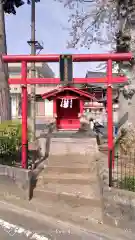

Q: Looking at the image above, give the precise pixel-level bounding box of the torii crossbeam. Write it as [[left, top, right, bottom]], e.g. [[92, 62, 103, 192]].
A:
[[2, 53, 132, 170]]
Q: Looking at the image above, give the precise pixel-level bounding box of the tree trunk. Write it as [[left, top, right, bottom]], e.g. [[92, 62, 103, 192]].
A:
[[116, 0, 135, 127], [0, 1, 11, 122], [128, 20, 135, 126]]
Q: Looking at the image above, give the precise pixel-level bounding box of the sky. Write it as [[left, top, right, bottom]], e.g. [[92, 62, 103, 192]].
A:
[[5, 0, 110, 77]]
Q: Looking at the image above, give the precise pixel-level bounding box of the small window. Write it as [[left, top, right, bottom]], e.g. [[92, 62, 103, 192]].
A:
[[36, 99, 45, 116], [9, 72, 20, 76]]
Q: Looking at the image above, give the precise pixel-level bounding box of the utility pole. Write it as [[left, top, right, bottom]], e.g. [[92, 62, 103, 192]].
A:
[[30, 0, 36, 141], [27, 1, 43, 141]]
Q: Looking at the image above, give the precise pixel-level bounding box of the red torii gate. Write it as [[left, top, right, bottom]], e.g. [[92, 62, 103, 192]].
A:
[[2, 53, 132, 169]]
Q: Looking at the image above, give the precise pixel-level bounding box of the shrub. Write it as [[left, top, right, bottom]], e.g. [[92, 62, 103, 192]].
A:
[[0, 120, 31, 165], [117, 124, 135, 155], [119, 176, 135, 192]]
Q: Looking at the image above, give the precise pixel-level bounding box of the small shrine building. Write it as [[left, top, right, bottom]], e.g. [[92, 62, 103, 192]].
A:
[[42, 86, 97, 130]]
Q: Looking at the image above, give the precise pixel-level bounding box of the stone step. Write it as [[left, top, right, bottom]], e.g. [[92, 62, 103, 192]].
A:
[[47, 140, 98, 156], [33, 189, 101, 208], [44, 166, 93, 174], [32, 197, 102, 224], [48, 155, 96, 166], [37, 173, 97, 185], [38, 136, 98, 159], [48, 161, 97, 168], [36, 182, 100, 199]]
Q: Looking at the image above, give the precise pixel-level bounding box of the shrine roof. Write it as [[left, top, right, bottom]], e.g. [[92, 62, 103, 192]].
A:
[[85, 71, 127, 89], [86, 71, 118, 78], [41, 86, 98, 101]]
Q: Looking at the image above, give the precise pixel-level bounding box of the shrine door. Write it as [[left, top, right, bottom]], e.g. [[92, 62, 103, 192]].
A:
[[56, 98, 80, 130]]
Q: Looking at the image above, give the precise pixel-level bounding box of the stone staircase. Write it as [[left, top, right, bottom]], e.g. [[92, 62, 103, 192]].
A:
[[32, 152, 103, 227]]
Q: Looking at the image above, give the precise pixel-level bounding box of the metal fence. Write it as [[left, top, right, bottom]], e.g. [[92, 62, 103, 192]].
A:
[[109, 150, 135, 192]]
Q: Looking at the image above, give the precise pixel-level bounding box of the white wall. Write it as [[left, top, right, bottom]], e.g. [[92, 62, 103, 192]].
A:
[[45, 99, 53, 117], [11, 95, 17, 118]]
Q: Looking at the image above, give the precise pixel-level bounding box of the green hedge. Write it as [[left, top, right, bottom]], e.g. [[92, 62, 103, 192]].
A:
[[0, 120, 31, 165]]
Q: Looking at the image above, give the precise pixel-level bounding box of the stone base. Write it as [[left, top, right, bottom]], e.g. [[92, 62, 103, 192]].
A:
[[98, 152, 135, 233], [0, 165, 32, 200]]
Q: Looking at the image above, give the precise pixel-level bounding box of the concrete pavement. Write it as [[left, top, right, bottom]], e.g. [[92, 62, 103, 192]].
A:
[[0, 208, 107, 240], [0, 200, 133, 240], [0, 228, 30, 240], [0, 220, 108, 240]]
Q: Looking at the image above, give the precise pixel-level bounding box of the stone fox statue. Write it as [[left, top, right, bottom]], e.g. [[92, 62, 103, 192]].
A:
[[89, 118, 104, 134]]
